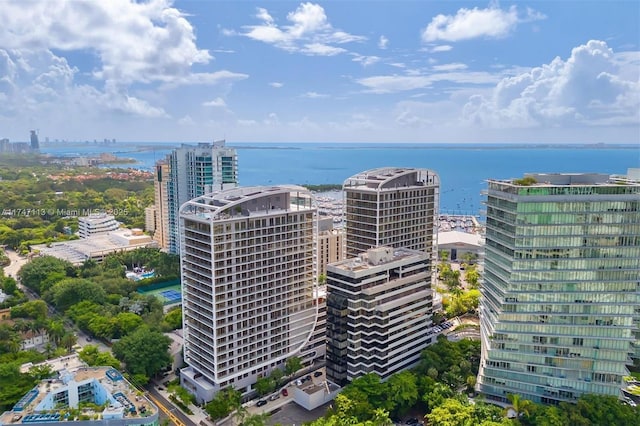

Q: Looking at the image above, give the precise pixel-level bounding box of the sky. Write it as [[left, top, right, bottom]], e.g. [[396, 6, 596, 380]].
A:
[[0, 0, 639, 144]]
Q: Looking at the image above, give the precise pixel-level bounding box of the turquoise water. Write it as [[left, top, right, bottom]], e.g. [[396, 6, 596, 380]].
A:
[[41, 142, 639, 213]]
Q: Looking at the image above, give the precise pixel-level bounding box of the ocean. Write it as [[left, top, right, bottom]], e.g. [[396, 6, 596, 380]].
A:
[[40, 142, 639, 214]]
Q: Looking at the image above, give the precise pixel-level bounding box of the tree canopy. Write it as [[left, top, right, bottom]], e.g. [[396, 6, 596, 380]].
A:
[[112, 326, 171, 382]]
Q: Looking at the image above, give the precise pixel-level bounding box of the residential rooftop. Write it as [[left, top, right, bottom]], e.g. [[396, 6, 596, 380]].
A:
[[1, 365, 157, 425], [32, 229, 156, 265], [179, 185, 315, 221], [343, 167, 439, 190], [328, 246, 425, 274]]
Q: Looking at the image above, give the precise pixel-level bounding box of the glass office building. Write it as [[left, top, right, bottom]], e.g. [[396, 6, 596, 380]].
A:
[[478, 173, 640, 404]]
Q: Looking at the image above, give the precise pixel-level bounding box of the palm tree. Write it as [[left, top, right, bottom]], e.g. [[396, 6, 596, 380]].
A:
[[46, 320, 65, 346], [60, 333, 77, 353], [506, 393, 533, 419]]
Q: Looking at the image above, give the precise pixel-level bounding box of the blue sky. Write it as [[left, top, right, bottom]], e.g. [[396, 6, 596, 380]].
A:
[[0, 1, 638, 144]]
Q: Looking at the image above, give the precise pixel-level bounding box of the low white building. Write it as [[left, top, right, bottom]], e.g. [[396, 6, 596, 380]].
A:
[[33, 229, 156, 265], [78, 214, 120, 238], [437, 230, 484, 261]]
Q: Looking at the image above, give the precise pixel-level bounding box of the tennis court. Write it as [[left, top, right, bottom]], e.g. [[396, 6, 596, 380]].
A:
[[138, 283, 182, 305]]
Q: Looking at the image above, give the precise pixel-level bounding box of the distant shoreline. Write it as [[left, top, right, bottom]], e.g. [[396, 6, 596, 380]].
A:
[[37, 141, 638, 152]]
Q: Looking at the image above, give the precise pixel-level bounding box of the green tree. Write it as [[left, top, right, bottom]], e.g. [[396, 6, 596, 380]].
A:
[[60, 333, 77, 353], [386, 370, 418, 416], [426, 398, 473, 426], [48, 278, 107, 312], [205, 387, 242, 420], [10, 299, 48, 321], [162, 306, 182, 330], [77, 345, 121, 369], [18, 255, 74, 294], [506, 393, 534, 419], [285, 356, 302, 376], [112, 326, 171, 378], [254, 376, 275, 396], [464, 266, 480, 288]]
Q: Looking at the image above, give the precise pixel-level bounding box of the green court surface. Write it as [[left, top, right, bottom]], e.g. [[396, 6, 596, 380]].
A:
[[138, 284, 182, 305]]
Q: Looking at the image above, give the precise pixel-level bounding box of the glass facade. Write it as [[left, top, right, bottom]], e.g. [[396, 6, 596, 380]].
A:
[[478, 173, 640, 405]]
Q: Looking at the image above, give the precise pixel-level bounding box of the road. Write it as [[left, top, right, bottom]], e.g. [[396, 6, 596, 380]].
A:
[[145, 386, 198, 426], [3, 248, 111, 352], [3, 248, 29, 278]]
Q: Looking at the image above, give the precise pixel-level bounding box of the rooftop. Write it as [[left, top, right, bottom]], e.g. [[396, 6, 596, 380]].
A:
[[329, 246, 425, 274], [343, 167, 439, 190], [180, 185, 315, 221], [32, 229, 155, 265], [1, 365, 156, 425], [490, 172, 640, 187]]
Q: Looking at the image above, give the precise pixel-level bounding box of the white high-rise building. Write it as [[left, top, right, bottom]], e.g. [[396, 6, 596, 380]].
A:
[[179, 186, 318, 402]]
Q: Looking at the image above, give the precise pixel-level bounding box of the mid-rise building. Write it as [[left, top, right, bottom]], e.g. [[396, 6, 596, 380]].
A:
[[153, 141, 238, 254], [179, 186, 318, 402], [326, 246, 434, 385], [78, 213, 120, 238], [343, 167, 439, 258], [0, 364, 158, 426], [152, 161, 170, 249], [317, 217, 346, 277], [477, 173, 640, 405], [144, 206, 156, 234]]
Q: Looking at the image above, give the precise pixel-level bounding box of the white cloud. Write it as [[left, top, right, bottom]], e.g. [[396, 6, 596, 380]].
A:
[[0, 0, 250, 132], [432, 63, 468, 72], [0, 0, 213, 85], [202, 97, 227, 108], [269, 82, 284, 88], [431, 45, 453, 52], [357, 70, 499, 93], [264, 112, 280, 125], [242, 2, 364, 56], [378, 36, 389, 49], [462, 40, 640, 128], [352, 54, 381, 67], [302, 91, 329, 99], [301, 43, 346, 56], [357, 75, 433, 93], [178, 115, 195, 126], [422, 6, 546, 42]]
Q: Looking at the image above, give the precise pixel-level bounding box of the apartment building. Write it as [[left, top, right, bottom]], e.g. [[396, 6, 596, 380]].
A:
[[326, 246, 433, 385], [153, 141, 238, 254], [179, 186, 318, 402], [477, 173, 640, 404], [78, 213, 119, 238], [317, 217, 346, 277], [343, 167, 439, 259]]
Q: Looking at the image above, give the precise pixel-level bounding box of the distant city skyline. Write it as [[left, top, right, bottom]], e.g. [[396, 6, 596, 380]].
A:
[[0, 1, 638, 144]]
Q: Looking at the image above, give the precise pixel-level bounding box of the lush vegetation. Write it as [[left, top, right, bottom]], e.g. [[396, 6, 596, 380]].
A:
[[309, 338, 639, 426], [437, 253, 481, 318], [10, 248, 179, 390], [302, 184, 343, 192], [0, 157, 153, 252], [512, 176, 537, 186]]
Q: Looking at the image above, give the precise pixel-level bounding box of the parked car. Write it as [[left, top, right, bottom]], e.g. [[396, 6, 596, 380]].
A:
[[305, 375, 312, 381], [314, 371, 323, 377], [281, 388, 288, 396], [269, 394, 279, 401], [256, 400, 267, 407]]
